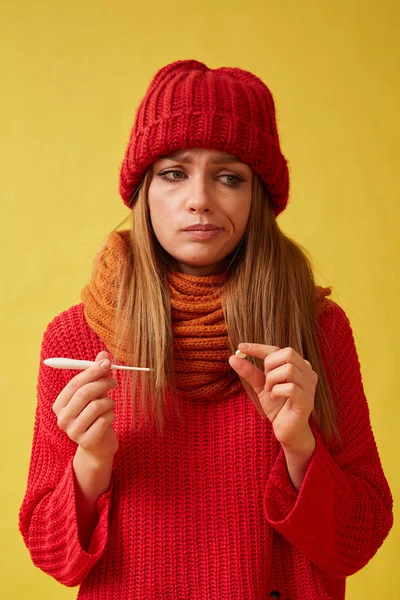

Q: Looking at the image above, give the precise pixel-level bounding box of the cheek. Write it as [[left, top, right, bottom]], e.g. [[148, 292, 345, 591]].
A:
[[231, 199, 252, 236], [149, 194, 172, 223], [148, 198, 177, 246]]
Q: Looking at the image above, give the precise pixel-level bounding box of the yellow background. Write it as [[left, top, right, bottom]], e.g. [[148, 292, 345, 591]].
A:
[[1, 0, 399, 597]]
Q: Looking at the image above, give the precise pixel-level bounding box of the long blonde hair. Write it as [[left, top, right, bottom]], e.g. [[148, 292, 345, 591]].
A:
[[108, 168, 339, 440]]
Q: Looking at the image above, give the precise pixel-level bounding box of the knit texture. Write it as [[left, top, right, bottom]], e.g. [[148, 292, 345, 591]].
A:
[[19, 270, 393, 599], [119, 59, 290, 217], [167, 270, 242, 399]]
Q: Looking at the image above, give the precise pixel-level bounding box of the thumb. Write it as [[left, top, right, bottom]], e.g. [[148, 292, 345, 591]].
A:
[[95, 350, 110, 366], [228, 355, 265, 395]]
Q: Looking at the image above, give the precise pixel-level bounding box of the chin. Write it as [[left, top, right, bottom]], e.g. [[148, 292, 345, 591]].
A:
[[175, 255, 222, 269]]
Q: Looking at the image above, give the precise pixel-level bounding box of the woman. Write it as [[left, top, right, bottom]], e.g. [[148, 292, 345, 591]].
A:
[[19, 59, 393, 599]]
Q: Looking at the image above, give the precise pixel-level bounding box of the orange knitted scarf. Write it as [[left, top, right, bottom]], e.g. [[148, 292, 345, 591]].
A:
[[165, 269, 242, 399], [81, 230, 331, 400]]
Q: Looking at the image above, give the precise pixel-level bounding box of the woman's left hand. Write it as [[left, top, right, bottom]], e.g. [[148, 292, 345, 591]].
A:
[[229, 343, 318, 448]]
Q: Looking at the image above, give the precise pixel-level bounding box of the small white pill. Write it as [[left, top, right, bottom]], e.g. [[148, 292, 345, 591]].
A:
[[235, 350, 247, 359]]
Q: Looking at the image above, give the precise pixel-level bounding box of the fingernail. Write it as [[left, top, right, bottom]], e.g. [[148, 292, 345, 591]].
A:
[[100, 359, 110, 369], [239, 343, 250, 350]]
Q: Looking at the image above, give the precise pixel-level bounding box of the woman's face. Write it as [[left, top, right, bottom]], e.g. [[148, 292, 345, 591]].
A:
[[148, 148, 253, 276]]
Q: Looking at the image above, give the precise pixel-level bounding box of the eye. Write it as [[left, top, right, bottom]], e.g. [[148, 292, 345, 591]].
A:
[[220, 174, 243, 187], [158, 170, 244, 187], [158, 169, 186, 182]]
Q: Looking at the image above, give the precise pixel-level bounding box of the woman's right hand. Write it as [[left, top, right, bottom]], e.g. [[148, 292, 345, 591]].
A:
[[52, 350, 119, 460]]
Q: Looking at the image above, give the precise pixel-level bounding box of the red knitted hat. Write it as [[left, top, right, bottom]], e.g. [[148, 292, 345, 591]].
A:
[[119, 59, 290, 216]]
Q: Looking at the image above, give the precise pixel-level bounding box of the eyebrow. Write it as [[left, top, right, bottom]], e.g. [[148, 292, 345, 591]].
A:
[[158, 150, 246, 164]]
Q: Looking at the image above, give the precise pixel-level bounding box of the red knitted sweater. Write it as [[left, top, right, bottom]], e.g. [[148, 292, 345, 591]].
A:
[[19, 300, 393, 599]]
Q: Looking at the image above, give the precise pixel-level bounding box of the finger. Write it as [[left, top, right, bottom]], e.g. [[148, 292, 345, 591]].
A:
[[264, 347, 310, 375], [265, 362, 314, 394], [57, 378, 118, 426], [79, 411, 116, 450], [238, 343, 281, 360], [228, 355, 265, 395], [269, 382, 298, 404], [53, 354, 112, 412], [66, 397, 116, 441], [269, 382, 314, 412]]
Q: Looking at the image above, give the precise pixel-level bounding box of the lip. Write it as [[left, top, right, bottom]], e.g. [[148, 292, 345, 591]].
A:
[[181, 224, 223, 240], [182, 224, 222, 231]]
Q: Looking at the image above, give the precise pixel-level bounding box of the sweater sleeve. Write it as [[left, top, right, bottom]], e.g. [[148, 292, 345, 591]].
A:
[[262, 301, 393, 578], [19, 314, 113, 587]]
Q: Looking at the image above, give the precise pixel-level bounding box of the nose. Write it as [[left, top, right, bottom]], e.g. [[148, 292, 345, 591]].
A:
[[186, 177, 213, 213]]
